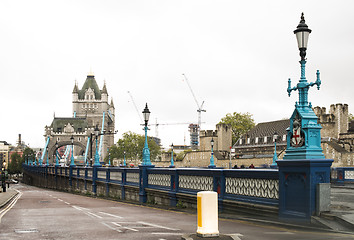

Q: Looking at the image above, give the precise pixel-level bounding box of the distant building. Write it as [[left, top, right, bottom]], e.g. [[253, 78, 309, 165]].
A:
[[0, 141, 10, 168], [44, 73, 115, 163], [154, 123, 232, 168], [233, 119, 289, 160], [189, 124, 199, 149], [9, 134, 28, 160]]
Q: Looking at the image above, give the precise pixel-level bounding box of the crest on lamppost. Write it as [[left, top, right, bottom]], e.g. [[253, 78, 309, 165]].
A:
[[290, 113, 304, 148]]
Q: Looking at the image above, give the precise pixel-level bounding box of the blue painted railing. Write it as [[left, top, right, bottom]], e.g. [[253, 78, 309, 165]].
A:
[[331, 167, 354, 183], [22, 164, 279, 209]]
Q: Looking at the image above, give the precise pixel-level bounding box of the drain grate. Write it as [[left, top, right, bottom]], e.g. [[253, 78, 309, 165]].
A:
[[15, 229, 39, 234]]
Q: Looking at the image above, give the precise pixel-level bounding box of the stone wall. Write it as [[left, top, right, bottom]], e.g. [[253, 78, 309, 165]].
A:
[[314, 103, 349, 139], [199, 124, 232, 152]]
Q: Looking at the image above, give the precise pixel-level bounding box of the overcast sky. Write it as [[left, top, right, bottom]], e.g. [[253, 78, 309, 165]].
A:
[[1, 0, 353, 149]]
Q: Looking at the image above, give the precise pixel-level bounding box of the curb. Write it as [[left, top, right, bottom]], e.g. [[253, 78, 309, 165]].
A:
[[0, 190, 19, 209]]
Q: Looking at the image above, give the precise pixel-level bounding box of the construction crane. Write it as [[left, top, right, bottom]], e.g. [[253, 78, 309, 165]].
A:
[[182, 73, 206, 147], [150, 118, 195, 138], [127, 91, 143, 123]]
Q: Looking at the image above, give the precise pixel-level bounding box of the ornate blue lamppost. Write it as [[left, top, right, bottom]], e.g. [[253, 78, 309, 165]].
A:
[[93, 125, 101, 167], [46, 146, 49, 165], [142, 103, 152, 165], [123, 150, 126, 166], [70, 135, 76, 166], [271, 132, 278, 167], [55, 141, 60, 167], [277, 13, 333, 221], [284, 12, 324, 160], [169, 143, 175, 168], [37, 150, 41, 165], [108, 149, 111, 166], [208, 138, 216, 168]]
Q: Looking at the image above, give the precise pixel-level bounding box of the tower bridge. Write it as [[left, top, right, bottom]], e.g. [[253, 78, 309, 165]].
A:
[[43, 73, 115, 165]]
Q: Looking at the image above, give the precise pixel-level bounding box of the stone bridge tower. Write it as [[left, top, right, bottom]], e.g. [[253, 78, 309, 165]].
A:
[[44, 73, 115, 164], [72, 73, 115, 160]]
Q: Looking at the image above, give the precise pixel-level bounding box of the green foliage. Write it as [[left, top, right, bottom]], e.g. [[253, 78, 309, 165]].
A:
[[108, 131, 161, 164], [9, 147, 35, 174], [176, 149, 192, 161], [349, 113, 354, 122], [176, 200, 186, 208], [218, 112, 256, 144]]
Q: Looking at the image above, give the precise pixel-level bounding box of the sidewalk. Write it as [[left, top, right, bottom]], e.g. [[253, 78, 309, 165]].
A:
[[319, 183, 354, 232], [0, 188, 18, 209]]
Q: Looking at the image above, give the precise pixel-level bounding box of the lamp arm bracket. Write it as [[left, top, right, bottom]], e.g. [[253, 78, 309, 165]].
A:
[[287, 78, 298, 97], [308, 70, 321, 90]]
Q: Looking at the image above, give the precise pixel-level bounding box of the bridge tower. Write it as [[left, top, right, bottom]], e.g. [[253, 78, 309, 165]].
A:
[[44, 73, 115, 165], [72, 72, 115, 160]]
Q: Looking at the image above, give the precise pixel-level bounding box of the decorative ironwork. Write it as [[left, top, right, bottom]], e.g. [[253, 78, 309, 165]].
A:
[[87, 170, 92, 178], [345, 170, 354, 180], [148, 174, 170, 187], [225, 177, 279, 199], [179, 175, 213, 191], [97, 171, 106, 179], [110, 172, 122, 181], [78, 169, 84, 177], [126, 172, 139, 183]]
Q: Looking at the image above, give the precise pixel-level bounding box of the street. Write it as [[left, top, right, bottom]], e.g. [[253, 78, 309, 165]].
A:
[[0, 184, 353, 240]]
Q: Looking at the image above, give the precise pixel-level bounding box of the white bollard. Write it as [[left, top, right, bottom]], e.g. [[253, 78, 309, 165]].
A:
[[196, 191, 219, 237]]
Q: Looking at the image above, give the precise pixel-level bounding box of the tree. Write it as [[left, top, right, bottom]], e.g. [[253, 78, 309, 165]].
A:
[[349, 113, 354, 122], [8, 151, 25, 175], [107, 131, 161, 165], [218, 112, 256, 144]]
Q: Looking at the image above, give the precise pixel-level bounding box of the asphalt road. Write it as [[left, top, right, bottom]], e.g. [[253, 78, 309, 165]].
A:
[[0, 184, 353, 240]]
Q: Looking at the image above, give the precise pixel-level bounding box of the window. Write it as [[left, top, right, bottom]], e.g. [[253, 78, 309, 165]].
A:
[[283, 135, 286, 141], [247, 138, 250, 144], [264, 136, 267, 143], [57, 128, 62, 133], [255, 137, 258, 144]]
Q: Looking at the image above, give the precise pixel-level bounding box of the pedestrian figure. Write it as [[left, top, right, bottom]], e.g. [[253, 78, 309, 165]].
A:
[[249, 164, 255, 169]]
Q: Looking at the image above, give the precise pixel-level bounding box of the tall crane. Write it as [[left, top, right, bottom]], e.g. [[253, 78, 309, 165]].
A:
[[127, 91, 143, 123], [150, 118, 194, 138], [182, 73, 206, 147]]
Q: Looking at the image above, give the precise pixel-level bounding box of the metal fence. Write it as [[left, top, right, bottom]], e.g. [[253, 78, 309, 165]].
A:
[[23, 165, 279, 207]]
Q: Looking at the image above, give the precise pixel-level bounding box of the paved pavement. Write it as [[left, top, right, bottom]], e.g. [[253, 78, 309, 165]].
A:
[[0, 187, 18, 209], [324, 183, 354, 232], [1, 182, 354, 235]]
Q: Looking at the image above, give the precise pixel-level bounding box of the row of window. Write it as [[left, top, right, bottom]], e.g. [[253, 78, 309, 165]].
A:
[[56, 128, 83, 133], [56, 137, 82, 142], [239, 135, 287, 145], [82, 103, 98, 109], [85, 94, 95, 100]]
